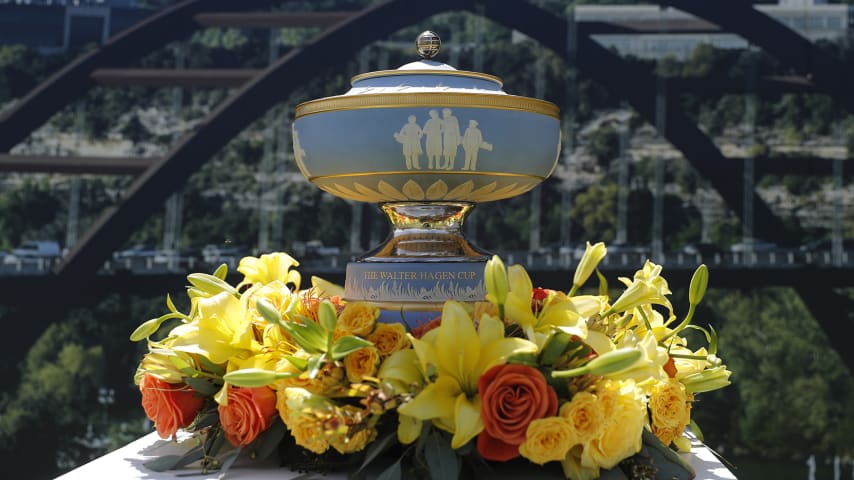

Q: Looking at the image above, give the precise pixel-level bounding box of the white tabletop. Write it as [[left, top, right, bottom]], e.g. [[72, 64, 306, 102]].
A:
[[56, 431, 735, 480]]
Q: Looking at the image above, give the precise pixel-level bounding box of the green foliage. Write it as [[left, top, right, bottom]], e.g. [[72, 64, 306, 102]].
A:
[[694, 288, 854, 458]]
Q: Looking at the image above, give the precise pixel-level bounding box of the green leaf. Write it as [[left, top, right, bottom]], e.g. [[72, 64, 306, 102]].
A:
[[356, 431, 399, 475], [130, 318, 163, 342], [187, 273, 239, 298], [196, 355, 227, 377], [216, 447, 242, 480], [330, 335, 373, 361], [689, 419, 705, 442], [539, 331, 572, 366], [256, 298, 284, 327], [252, 422, 286, 461], [506, 351, 538, 367], [596, 269, 609, 296], [318, 300, 338, 333], [640, 429, 695, 479], [166, 293, 178, 313], [130, 312, 188, 341], [183, 376, 220, 396], [285, 355, 309, 371], [708, 324, 719, 355], [425, 430, 459, 480], [213, 263, 228, 280], [187, 410, 220, 431], [375, 459, 402, 480], [282, 319, 328, 353], [306, 353, 325, 379]]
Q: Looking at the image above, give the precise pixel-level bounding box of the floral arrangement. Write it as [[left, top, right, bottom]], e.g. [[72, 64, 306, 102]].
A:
[[131, 243, 731, 479]]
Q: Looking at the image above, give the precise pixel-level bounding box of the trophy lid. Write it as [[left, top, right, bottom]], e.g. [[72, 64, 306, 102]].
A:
[[347, 31, 505, 95]]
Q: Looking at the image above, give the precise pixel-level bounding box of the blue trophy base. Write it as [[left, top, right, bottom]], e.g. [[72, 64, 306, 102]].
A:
[[344, 260, 486, 329]]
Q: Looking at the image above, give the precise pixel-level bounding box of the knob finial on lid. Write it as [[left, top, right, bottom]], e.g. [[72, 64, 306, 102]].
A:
[[415, 30, 441, 59]]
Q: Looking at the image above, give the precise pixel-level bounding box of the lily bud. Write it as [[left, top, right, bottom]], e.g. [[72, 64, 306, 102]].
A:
[[681, 366, 731, 393], [573, 242, 607, 291], [552, 348, 642, 378], [688, 264, 709, 306], [224, 368, 293, 388], [484, 255, 509, 306]]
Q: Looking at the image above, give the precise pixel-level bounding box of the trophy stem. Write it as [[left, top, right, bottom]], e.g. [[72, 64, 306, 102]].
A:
[[359, 202, 489, 262]]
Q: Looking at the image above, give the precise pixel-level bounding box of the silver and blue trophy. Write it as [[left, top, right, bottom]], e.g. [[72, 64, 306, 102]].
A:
[[293, 31, 561, 325]]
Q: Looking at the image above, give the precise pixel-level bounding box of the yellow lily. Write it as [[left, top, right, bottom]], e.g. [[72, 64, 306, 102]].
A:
[[168, 291, 258, 364], [397, 301, 538, 449], [237, 252, 301, 289], [571, 241, 607, 295], [504, 264, 595, 343]]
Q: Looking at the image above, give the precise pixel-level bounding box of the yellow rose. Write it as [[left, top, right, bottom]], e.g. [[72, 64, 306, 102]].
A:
[[649, 379, 690, 429], [343, 347, 380, 383], [367, 323, 410, 356], [335, 302, 379, 337], [518, 417, 576, 465], [559, 392, 604, 444], [279, 362, 346, 397], [581, 380, 646, 470], [290, 415, 331, 454], [330, 425, 377, 454]]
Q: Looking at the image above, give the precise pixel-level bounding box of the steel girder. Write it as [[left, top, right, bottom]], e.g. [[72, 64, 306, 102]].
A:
[[0, 0, 275, 153], [54, 0, 793, 278]]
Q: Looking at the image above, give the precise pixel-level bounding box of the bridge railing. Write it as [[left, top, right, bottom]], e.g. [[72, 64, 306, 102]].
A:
[[0, 248, 851, 276]]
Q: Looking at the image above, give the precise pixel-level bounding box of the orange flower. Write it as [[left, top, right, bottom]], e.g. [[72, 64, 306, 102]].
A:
[[218, 386, 278, 446], [410, 316, 441, 339], [477, 364, 558, 461], [139, 374, 204, 440]]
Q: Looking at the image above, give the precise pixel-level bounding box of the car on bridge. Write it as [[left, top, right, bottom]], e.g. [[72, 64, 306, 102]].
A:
[[113, 244, 160, 261]]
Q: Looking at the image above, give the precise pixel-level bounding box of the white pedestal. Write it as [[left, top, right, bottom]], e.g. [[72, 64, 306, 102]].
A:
[[56, 431, 736, 480]]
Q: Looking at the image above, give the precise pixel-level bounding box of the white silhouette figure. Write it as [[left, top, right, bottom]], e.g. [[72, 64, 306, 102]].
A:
[[807, 454, 816, 480], [394, 115, 423, 170], [441, 108, 460, 170], [461, 119, 492, 171], [423, 109, 443, 169]]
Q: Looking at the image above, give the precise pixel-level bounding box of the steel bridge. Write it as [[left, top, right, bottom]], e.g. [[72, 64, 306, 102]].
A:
[[0, 0, 852, 370]]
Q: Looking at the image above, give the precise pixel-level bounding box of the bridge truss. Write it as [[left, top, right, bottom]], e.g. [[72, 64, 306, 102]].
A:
[[0, 0, 852, 369]]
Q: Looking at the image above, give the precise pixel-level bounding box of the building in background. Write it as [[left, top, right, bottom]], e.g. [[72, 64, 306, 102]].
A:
[[576, 0, 852, 60], [0, 0, 153, 53]]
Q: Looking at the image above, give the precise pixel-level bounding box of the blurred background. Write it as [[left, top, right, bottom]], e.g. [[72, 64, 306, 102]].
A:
[[0, 0, 852, 478]]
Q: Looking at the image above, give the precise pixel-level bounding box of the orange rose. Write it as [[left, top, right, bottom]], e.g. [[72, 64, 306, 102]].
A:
[[218, 386, 278, 446], [139, 374, 204, 440], [477, 364, 558, 461]]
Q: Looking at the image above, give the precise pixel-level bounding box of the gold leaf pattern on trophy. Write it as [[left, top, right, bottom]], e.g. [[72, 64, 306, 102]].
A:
[[444, 180, 474, 199], [328, 183, 375, 202], [490, 182, 519, 199], [354, 182, 383, 201], [467, 181, 498, 202], [506, 182, 536, 198], [377, 180, 407, 201], [425, 180, 449, 200], [402, 180, 426, 200]]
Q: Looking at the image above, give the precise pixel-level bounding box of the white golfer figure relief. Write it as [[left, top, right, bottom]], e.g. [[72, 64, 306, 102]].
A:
[[422, 109, 443, 169], [462, 119, 492, 171], [394, 111, 492, 171], [441, 108, 461, 170], [394, 115, 423, 170]]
